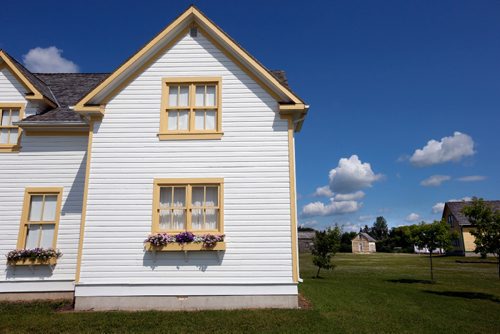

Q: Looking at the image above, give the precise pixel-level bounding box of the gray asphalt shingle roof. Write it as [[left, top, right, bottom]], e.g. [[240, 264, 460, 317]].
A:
[[445, 200, 500, 226]]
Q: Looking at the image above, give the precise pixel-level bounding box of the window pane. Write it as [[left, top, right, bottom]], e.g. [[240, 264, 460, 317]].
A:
[[40, 224, 55, 248], [168, 86, 178, 107], [25, 224, 40, 249], [206, 187, 218, 206], [159, 187, 172, 207], [0, 129, 8, 144], [173, 187, 186, 207], [192, 187, 204, 206], [206, 85, 216, 106], [178, 111, 188, 130], [42, 195, 58, 221], [206, 111, 216, 130], [195, 86, 204, 106], [205, 208, 218, 230], [9, 130, 18, 144], [192, 208, 203, 230], [167, 111, 178, 130], [10, 110, 19, 123], [194, 111, 204, 130], [173, 209, 186, 230], [29, 195, 44, 221], [1, 111, 9, 126], [159, 209, 172, 230], [179, 86, 189, 106]]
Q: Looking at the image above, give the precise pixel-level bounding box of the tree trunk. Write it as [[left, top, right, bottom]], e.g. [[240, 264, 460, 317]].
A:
[[429, 251, 434, 282], [316, 266, 321, 278], [498, 256, 500, 279]]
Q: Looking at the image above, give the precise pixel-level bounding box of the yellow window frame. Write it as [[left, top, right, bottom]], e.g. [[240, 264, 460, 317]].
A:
[[152, 178, 224, 234], [0, 103, 25, 153], [159, 77, 222, 140], [16, 187, 63, 249]]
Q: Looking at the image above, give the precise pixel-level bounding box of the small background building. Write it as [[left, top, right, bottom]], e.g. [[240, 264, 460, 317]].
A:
[[298, 231, 315, 252], [352, 233, 377, 254], [442, 200, 500, 256]]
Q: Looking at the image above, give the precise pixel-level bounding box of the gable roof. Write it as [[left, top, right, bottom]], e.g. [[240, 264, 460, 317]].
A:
[[18, 73, 110, 125], [73, 5, 308, 130], [444, 200, 500, 226], [354, 232, 377, 242], [0, 50, 58, 107]]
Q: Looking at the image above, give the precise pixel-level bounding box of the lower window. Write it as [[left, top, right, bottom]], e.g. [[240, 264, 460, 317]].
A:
[[153, 179, 223, 233], [17, 188, 63, 249]]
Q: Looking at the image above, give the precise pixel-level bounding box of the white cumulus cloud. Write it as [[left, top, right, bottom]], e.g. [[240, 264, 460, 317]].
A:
[[420, 175, 451, 187], [329, 155, 382, 194], [301, 199, 361, 217], [457, 175, 486, 182], [23, 46, 79, 73], [405, 213, 421, 222], [358, 215, 374, 222], [409, 132, 475, 167], [313, 185, 333, 197], [334, 191, 365, 201], [432, 202, 445, 214]]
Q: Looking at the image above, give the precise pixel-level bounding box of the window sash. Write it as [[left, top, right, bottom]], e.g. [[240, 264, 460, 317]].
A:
[[0, 108, 21, 145], [163, 80, 220, 133], [154, 181, 222, 233], [17, 189, 62, 250]]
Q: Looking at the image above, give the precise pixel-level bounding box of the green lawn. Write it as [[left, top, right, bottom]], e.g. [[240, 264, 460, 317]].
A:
[[1, 253, 499, 333]]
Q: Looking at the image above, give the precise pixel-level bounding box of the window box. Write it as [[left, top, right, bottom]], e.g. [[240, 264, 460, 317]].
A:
[[7, 258, 57, 266], [145, 241, 226, 252]]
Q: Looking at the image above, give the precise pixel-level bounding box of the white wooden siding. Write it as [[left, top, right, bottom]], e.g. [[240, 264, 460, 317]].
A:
[[81, 31, 293, 285], [0, 66, 87, 287]]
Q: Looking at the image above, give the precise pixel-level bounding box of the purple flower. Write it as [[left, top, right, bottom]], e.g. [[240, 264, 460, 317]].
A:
[[175, 232, 195, 244], [6, 248, 62, 262]]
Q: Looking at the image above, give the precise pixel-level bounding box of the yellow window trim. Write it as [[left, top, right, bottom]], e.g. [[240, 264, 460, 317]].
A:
[[152, 178, 224, 234], [0, 103, 25, 153], [159, 77, 222, 140], [16, 187, 64, 250]]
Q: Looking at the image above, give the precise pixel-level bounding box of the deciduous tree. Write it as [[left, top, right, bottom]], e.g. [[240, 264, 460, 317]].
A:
[[311, 226, 341, 278]]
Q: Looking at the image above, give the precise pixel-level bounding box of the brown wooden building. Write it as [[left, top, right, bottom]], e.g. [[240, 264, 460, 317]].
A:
[[351, 233, 377, 254]]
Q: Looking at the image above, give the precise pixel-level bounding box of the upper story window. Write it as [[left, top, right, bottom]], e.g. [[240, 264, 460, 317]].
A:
[[0, 104, 24, 152], [152, 178, 223, 233], [17, 188, 63, 249], [159, 78, 222, 140], [447, 214, 453, 226]]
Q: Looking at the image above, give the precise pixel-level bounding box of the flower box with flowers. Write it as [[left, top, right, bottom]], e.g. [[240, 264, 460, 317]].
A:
[[144, 232, 225, 251], [6, 248, 62, 266]]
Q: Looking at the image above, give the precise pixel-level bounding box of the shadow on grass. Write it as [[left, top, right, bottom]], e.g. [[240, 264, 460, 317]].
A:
[[455, 260, 497, 264], [423, 290, 500, 304], [386, 278, 434, 284]]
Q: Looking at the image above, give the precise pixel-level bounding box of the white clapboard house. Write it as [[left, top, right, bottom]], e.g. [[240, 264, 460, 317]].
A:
[[0, 6, 308, 310]]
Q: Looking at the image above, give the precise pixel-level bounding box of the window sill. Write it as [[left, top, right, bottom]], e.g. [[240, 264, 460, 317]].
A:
[[7, 258, 57, 266], [145, 242, 226, 252], [157, 132, 223, 140], [0, 145, 20, 153]]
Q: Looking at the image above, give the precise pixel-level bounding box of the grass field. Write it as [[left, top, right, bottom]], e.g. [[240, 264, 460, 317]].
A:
[[1, 253, 499, 333]]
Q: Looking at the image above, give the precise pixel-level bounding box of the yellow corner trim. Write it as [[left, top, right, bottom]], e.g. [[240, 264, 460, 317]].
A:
[[8, 258, 58, 266], [158, 132, 223, 140], [145, 242, 226, 252]]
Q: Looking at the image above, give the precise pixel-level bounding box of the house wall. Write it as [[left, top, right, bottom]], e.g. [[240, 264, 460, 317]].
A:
[[351, 236, 375, 254], [462, 227, 476, 253], [77, 31, 296, 298], [0, 68, 87, 293]]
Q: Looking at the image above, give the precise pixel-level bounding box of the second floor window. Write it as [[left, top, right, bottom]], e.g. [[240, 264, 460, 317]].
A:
[[160, 78, 221, 138], [0, 106, 21, 146]]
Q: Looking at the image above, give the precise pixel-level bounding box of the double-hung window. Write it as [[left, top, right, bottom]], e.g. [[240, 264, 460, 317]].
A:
[[153, 179, 223, 233], [0, 103, 24, 152], [17, 188, 63, 249], [159, 78, 222, 140]]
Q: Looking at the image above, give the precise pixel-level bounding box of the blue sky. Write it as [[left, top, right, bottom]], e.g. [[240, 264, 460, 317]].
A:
[[3, 0, 499, 231]]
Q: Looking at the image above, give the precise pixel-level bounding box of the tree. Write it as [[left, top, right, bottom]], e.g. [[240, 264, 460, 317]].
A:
[[371, 216, 389, 240], [412, 221, 454, 281], [340, 231, 357, 252], [311, 226, 341, 278], [462, 198, 500, 279]]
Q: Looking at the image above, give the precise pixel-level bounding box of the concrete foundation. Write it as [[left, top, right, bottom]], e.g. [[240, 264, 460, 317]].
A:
[[0, 291, 74, 302], [75, 295, 298, 311]]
